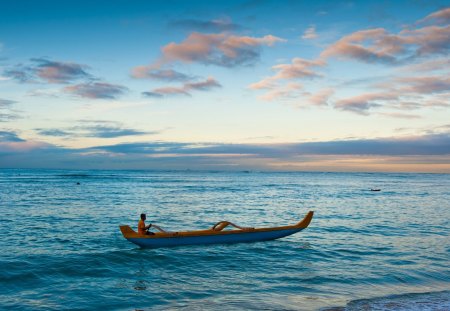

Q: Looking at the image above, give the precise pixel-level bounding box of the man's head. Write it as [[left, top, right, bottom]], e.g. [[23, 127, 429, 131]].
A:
[[140, 213, 146, 220]]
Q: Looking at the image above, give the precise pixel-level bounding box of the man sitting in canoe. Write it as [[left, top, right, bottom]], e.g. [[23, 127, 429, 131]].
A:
[[138, 213, 154, 235], [138, 214, 167, 235]]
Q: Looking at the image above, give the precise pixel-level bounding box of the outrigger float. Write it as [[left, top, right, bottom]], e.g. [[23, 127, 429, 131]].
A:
[[120, 211, 313, 249]]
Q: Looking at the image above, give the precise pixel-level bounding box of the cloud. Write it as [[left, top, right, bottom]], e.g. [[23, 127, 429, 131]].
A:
[[248, 78, 276, 90], [35, 121, 155, 138], [400, 25, 450, 56], [249, 7, 450, 116], [3, 67, 33, 83], [394, 76, 450, 94], [259, 82, 303, 101], [397, 58, 450, 73], [168, 17, 242, 32], [140, 32, 285, 69], [302, 26, 318, 40], [64, 82, 128, 99], [131, 68, 194, 81], [3, 58, 90, 83], [333, 74, 450, 115], [0, 99, 16, 108], [321, 10, 450, 64], [378, 112, 421, 119], [30, 58, 90, 83], [249, 58, 325, 100], [302, 88, 334, 107], [249, 58, 324, 95], [2, 132, 449, 172], [0, 130, 25, 142], [142, 91, 164, 98], [35, 129, 71, 137], [417, 7, 450, 25], [0, 99, 21, 122], [184, 77, 221, 91], [76, 126, 151, 138], [334, 92, 398, 115], [270, 58, 325, 80], [143, 77, 221, 98], [321, 28, 402, 64], [149, 86, 191, 97], [52, 132, 450, 157]]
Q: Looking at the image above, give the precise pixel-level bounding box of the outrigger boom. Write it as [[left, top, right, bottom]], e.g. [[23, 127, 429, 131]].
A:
[[120, 211, 314, 249]]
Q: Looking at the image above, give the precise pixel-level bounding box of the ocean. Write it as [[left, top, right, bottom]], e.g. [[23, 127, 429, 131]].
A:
[[0, 169, 449, 310]]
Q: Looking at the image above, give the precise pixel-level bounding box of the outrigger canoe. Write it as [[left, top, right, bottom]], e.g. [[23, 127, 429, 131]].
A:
[[120, 211, 313, 248]]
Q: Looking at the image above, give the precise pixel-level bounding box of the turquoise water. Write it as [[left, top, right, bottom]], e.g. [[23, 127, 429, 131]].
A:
[[0, 169, 449, 310]]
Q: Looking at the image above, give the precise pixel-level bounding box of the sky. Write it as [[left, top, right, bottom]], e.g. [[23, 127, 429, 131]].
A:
[[0, 0, 449, 172]]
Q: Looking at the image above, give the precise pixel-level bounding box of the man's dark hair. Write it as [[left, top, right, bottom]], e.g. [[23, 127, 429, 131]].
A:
[[140, 213, 146, 220]]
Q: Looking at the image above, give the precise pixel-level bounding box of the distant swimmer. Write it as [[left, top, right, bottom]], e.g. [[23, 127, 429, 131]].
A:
[[76, 182, 80, 185], [370, 188, 381, 191]]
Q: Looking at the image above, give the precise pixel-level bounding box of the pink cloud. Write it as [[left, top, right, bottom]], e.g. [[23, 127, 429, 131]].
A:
[[334, 92, 398, 115], [248, 78, 276, 90], [394, 76, 450, 93], [271, 58, 325, 80], [143, 32, 285, 69], [304, 88, 334, 106], [131, 68, 193, 81], [259, 82, 303, 101], [320, 28, 404, 63], [143, 77, 221, 98], [152, 86, 191, 97], [417, 7, 450, 25], [400, 25, 450, 56], [248, 58, 325, 95], [321, 11, 450, 64], [64, 82, 127, 99], [334, 75, 450, 115], [378, 112, 421, 119], [302, 26, 318, 40]]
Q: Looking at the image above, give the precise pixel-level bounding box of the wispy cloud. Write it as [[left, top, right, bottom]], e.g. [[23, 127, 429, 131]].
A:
[[302, 25, 318, 40], [300, 88, 334, 107], [417, 7, 450, 25], [143, 77, 221, 98], [3, 58, 90, 84], [168, 17, 242, 32], [259, 82, 303, 101], [0, 98, 21, 122], [0, 99, 16, 108], [35, 121, 155, 138], [378, 112, 421, 119], [248, 58, 324, 99], [320, 28, 401, 64], [334, 75, 450, 115], [334, 92, 397, 115], [0, 130, 25, 142], [31, 58, 91, 83], [131, 68, 194, 82], [64, 82, 128, 99], [35, 129, 71, 137]]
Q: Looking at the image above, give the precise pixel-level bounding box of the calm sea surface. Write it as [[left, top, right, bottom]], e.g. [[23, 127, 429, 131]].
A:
[[0, 169, 449, 310]]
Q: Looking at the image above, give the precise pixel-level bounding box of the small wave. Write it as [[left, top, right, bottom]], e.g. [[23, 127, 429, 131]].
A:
[[322, 290, 450, 311]]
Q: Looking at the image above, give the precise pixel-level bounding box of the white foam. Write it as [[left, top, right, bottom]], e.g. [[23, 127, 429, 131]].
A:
[[328, 291, 450, 311]]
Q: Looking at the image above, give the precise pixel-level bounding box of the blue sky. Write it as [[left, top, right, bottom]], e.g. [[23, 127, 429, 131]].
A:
[[0, 0, 449, 172]]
